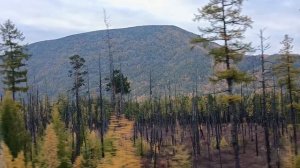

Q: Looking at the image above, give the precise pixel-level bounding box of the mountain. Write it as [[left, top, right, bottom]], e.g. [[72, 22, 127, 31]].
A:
[[2, 25, 291, 98], [19, 25, 216, 97]]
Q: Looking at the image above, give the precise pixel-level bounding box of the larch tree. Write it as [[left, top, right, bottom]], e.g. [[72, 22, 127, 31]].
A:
[[72, 155, 83, 168], [39, 124, 60, 168], [0, 20, 29, 100], [68, 54, 87, 162], [273, 35, 300, 155], [52, 106, 72, 167], [2, 142, 14, 167], [82, 130, 101, 167], [193, 0, 252, 167], [1, 143, 28, 168], [13, 151, 27, 168], [0, 92, 28, 158]]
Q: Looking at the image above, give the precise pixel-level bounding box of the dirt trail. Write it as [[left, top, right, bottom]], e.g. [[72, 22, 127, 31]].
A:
[[98, 115, 141, 168]]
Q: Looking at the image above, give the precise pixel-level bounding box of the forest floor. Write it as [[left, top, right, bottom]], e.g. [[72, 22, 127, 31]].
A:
[[140, 123, 297, 168], [1, 117, 298, 168], [193, 124, 273, 168]]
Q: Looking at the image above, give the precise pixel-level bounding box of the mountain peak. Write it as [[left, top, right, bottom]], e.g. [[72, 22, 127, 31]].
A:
[[24, 25, 210, 97], [30, 25, 192, 46]]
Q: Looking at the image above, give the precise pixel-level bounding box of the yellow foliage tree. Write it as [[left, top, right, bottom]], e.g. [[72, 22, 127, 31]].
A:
[[81, 130, 102, 167], [13, 151, 26, 168], [39, 124, 60, 168], [72, 155, 83, 168], [1, 143, 29, 168], [2, 142, 14, 168], [52, 106, 72, 167], [169, 144, 191, 168]]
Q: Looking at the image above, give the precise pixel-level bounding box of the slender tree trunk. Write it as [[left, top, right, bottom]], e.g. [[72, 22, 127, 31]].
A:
[[75, 87, 81, 161], [287, 68, 298, 155], [98, 54, 105, 158], [220, 1, 240, 165], [260, 30, 271, 168]]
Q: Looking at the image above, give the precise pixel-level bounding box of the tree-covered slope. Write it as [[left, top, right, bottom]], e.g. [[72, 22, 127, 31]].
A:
[[2, 25, 290, 98], [24, 25, 215, 97]]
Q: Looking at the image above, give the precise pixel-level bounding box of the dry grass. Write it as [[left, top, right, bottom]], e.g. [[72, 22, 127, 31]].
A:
[[98, 115, 141, 168]]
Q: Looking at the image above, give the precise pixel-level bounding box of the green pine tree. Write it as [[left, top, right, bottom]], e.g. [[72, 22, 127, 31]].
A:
[[0, 20, 29, 100], [0, 92, 28, 158], [52, 106, 72, 168], [106, 69, 131, 94], [192, 0, 252, 167], [68, 54, 87, 162]]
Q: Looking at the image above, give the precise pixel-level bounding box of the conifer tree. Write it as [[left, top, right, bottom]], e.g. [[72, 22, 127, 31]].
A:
[[2, 142, 14, 167], [52, 106, 72, 167], [72, 155, 83, 168], [193, 0, 252, 167], [106, 70, 130, 95], [68, 54, 87, 162], [273, 35, 300, 155], [13, 151, 26, 168], [106, 69, 130, 115], [1, 143, 28, 168], [39, 124, 60, 168], [82, 130, 101, 167], [0, 20, 29, 100], [0, 92, 28, 158]]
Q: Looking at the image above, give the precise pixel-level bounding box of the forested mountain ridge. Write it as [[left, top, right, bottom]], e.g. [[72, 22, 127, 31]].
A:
[[23, 25, 215, 97], [2, 25, 295, 97]]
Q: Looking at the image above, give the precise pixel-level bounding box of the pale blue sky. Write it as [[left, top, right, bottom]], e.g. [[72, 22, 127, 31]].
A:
[[0, 0, 299, 54]]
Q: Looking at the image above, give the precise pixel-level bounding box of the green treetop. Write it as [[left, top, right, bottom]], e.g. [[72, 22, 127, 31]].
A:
[[193, 1, 252, 167], [0, 20, 29, 100], [106, 69, 131, 95]]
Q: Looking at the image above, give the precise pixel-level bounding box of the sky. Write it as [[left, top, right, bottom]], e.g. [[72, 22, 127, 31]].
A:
[[0, 0, 299, 54]]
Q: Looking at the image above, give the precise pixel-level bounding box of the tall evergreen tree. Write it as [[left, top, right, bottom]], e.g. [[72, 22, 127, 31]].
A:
[[0, 20, 29, 100], [193, 0, 252, 167], [68, 54, 87, 162], [106, 69, 130, 115], [106, 69, 130, 95], [273, 35, 300, 155], [52, 106, 72, 167], [0, 92, 28, 158]]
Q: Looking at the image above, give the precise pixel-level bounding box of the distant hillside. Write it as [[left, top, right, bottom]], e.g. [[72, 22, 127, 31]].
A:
[[20, 25, 217, 97], [1, 25, 294, 98], [239, 54, 300, 73]]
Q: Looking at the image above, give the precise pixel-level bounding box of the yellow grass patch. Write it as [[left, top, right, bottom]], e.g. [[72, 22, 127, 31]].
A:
[[98, 115, 141, 168]]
